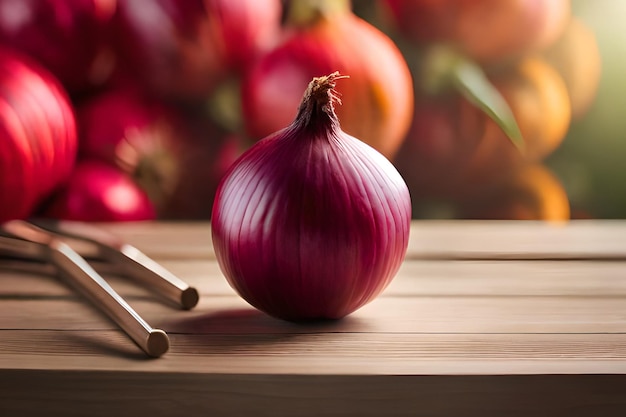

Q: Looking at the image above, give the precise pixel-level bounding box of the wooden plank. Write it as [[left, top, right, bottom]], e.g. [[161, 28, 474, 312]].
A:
[[143, 295, 626, 335], [0, 258, 229, 298], [3, 256, 626, 335], [94, 220, 626, 260], [1, 370, 625, 417], [94, 221, 214, 260], [1, 221, 626, 415], [5, 258, 626, 299], [391, 259, 626, 296], [0, 259, 230, 300], [406, 220, 626, 260], [2, 293, 626, 335], [2, 330, 626, 374]]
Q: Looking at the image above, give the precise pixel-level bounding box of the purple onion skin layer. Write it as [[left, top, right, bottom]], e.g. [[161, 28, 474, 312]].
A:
[[211, 73, 411, 321]]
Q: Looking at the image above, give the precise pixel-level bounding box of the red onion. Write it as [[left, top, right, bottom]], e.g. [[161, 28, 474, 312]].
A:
[[0, 0, 117, 94], [78, 87, 174, 162], [156, 119, 244, 220], [78, 87, 234, 219], [0, 47, 77, 222], [241, 0, 413, 159], [113, 0, 281, 101], [113, 0, 216, 100], [78, 87, 189, 208], [203, 0, 282, 72], [44, 160, 156, 222], [212, 73, 411, 321]]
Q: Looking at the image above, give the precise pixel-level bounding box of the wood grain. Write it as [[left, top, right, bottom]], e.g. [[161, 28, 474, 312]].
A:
[[2, 220, 626, 416], [5, 258, 626, 299], [2, 292, 626, 334], [2, 330, 626, 374], [96, 220, 626, 260]]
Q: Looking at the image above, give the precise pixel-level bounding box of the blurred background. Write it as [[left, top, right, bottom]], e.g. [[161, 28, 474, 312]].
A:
[[0, 0, 621, 222]]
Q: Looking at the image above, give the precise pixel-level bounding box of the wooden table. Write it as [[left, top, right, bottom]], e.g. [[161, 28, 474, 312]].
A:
[[1, 220, 626, 416]]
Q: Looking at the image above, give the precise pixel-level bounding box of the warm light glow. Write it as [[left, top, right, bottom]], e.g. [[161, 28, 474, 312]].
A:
[[0, 2, 32, 33], [103, 182, 142, 214]]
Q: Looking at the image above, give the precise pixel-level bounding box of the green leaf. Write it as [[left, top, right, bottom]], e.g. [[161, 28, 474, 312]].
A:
[[451, 59, 525, 153]]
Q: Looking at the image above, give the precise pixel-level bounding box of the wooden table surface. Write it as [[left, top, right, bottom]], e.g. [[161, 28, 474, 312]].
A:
[[1, 220, 626, 416]]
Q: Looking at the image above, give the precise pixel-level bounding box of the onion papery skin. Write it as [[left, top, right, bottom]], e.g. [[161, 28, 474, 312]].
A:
[[0, 0, 117, 94], [0, 47, 77, 222], [241, 10, 414, 159], [212, 74, 412, 321]]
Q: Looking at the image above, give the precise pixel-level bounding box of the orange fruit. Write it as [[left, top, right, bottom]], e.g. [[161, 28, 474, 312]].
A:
[[459, 163, 570, 221], [542, 16, 602, 119], [383, 0, 571, 64], [455, 0, 571, 63], [461, 57, 572, 190]]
